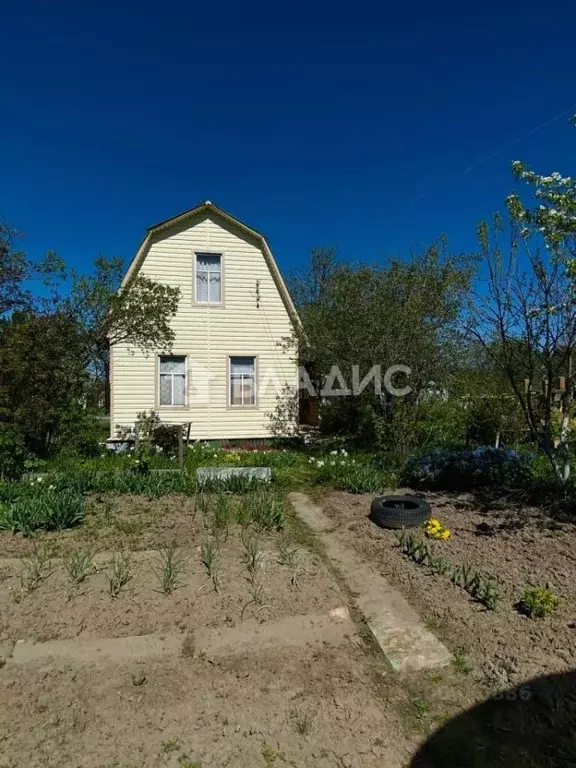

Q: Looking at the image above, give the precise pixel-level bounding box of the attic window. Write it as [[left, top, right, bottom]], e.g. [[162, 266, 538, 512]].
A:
[[196, 253, 222, 303]]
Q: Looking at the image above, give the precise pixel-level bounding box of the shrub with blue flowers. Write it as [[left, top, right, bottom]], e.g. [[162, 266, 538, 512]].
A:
[[402, 447, 533, 491]]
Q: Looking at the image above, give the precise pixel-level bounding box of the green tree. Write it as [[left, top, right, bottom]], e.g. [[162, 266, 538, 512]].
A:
[[0, 224, 181, 454], [0, 220, 65, 316], [283, 243, 475, 458], [0, 312, 89, 455], [466, 124, 576, 483], [64, 256, 181, 411]]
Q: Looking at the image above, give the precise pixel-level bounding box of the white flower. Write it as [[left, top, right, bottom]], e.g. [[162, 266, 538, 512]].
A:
[[330, 460, 336, 466], [330, 450, 338, 455], [48, 485, 55, 490], [36, 477, 43, 483], [340, 449, 348, 456], [317, 459, 325, 467]]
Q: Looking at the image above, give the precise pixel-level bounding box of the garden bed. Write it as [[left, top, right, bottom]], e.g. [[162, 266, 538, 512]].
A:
[[0, 488, 415, 767], [322, 490, 576, 690], [0, 493, 342, 642]]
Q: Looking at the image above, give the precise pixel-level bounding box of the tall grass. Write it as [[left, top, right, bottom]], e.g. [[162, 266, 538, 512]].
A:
[[237, 490, 286, 530], [0, 489, 84, 535], [312, 457, 396, 494]]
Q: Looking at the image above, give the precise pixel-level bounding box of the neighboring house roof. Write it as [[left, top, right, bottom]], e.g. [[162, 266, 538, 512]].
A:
[[121, 200, 301, 331]]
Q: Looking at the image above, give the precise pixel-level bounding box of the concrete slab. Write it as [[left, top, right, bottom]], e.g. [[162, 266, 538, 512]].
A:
[[9, 633, 182, 665], [191, 609, 353, 659], [288, 492, 452, 673], [0, 640, 15, 664], [288, 492, 337, 533], [197, 466, 271, 483], [6, 609, 353, 667]]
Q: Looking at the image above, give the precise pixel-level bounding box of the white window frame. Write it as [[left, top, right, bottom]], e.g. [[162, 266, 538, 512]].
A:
[[195, 252, 223, 305], [229, 356, 257, 407], [158, 355, 187, 407]]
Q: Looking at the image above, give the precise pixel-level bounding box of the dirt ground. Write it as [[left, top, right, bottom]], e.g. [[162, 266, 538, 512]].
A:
[[0, 642, 416, 768], [3, 490, 574, 767], [322, 490, 576, 690], [0, 493, 416, 768], [0, 497, 342, 642]]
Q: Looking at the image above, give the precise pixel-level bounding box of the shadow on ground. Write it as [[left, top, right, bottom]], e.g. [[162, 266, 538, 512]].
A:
[[410, 670, 576, 767], [471, 486, 576, 530]]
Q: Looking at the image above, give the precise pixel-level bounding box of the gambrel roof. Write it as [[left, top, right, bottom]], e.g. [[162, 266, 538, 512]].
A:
[[121, 200, 301, 330]]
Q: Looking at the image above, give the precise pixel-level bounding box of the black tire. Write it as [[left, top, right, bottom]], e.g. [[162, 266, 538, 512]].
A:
[[369, 495, 430, 529]]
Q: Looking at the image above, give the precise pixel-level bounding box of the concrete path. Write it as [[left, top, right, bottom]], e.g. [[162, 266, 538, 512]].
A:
[[288, 492, 451, 673], [3, 609, 354, 667]]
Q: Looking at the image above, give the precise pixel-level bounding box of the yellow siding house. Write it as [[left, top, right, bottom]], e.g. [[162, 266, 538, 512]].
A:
[[110, 201, 300, 440]]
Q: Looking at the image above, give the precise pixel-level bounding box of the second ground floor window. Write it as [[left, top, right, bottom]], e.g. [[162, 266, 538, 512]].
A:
[[159, 356, 186, 406], [229, 356, 256, 406]]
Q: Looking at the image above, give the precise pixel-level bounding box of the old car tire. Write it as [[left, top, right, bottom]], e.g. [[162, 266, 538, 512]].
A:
[[369, 495, 431, 529]]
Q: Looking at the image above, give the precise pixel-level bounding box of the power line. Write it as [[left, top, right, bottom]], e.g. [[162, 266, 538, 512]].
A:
[[407, 102, 576, 207]]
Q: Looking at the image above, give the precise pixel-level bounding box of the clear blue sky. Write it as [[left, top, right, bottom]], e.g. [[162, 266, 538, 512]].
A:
[[1, 0, 576, 278]]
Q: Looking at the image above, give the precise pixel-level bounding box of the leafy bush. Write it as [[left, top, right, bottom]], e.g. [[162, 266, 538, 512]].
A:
[[128, 456, 151, 475], [58, 406, 104, 458], [519, 586, 560, 618], [152, 424, 182, 453], [136, 409, 161, 440], [0, 425, 28, 481], [377, 396, 468, 466], [402, 447, 532, 491]]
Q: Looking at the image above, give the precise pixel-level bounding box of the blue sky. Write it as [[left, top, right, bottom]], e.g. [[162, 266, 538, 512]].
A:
[[1, 0, 576, 279]]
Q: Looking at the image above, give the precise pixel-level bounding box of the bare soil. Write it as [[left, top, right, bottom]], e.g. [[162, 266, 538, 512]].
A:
[[0, 493, 414, 768], [0, 506, 341, 643], [322, 490, 576, 690], [0, 643, 415, 768], [3, 490, 573, 767], [0, 494, 344, 642]]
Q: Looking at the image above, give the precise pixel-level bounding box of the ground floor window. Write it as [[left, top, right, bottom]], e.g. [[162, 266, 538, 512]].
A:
[[159, 356, 186, 406], [229, 356, 256, 406]]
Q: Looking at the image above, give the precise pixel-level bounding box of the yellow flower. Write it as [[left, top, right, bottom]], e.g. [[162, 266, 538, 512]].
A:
[[424, 517, 451, 540]]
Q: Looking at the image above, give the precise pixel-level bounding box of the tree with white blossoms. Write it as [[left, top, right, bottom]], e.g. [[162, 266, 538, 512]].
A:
[[467, 118, 576, 483]]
